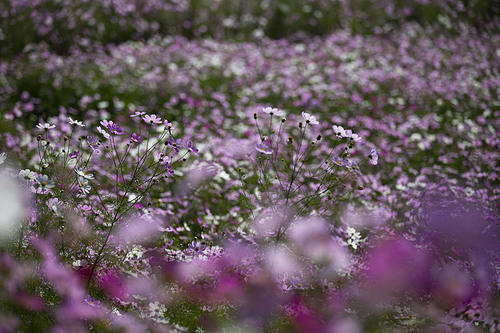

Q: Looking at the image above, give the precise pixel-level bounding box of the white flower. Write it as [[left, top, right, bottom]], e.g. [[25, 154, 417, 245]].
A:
[[75, 168, 94, 180], [36, 174, 55, 191], [301, 112, 319, 125], [0, 152, 5, 165], [262, 107, 283, 116], [77, 176, 91, 195], [345, 129, 362, 143], [97, 126, 110, 139], [19, 169, 36, 182], [148, 301, 166, 317], [332, 125, 346, 138], [47, 197, 63, 217], [36, 123, 55, 130], [68, 117, 85, 127]]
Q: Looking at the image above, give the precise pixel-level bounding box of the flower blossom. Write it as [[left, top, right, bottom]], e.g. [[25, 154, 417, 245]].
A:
[[262, 107, 283, 116], [130, 133, 141, 143], [368, 148, 378, 165], [144, 114, 162, 124], [68, 117, 85, 127], [301, 112, 319, 125], [255, 143, 273, 155], [36, 123, 55, 130], [332, 125, 346, 138]]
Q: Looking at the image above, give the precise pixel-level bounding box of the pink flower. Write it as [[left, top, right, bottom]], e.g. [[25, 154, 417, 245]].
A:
[[143, 114, 162, 124]]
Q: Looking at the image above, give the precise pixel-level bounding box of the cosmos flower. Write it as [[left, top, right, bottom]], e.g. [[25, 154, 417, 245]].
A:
[[69, 150, 80, 159], [301, 112, 319, 125], [368, 148, 378, 165], [68, 117, 85, 127], [19, 169, 36, 182], [77, 176, 91, 195], [332, 125, 346, 138], [130, 111, 146, 118], [97, 126, 110, 139], [36, 174, 55, 191], [144, 114, 162, 124], [130, 133, 141, 143], [167, 137, 184, 152], [332, 156, 345, 167], [36, 123, 55, 130], [87, 136, 100, 153], [345, 129, 362, 143], [107, 122, 124, 135], [75, 168, 94, 180], [186, 141, 199, 156], [255, 143, 273, 155], [262, 107, 283, 116]]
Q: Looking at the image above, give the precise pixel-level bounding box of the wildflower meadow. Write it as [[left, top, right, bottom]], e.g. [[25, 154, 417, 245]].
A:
[[0, 1, 499, 332]]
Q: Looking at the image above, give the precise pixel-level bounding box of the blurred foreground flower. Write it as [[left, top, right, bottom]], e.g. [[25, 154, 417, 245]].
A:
[[0, 168, 29, 243]]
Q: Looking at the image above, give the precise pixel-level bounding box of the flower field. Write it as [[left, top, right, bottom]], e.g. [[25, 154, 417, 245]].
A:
[[0, 1, 499, 332]]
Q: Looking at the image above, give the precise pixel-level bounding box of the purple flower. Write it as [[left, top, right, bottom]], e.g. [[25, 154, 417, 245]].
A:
[[167, 137, 184, 152], [186, 141, 199, 156], [255, 143, 273, 155], [344, 159, 361, 173], [332, 156, 345, 166], [164, 162, 174, 177], [163, 119, 174, 129], [69, 150, 79, 159], [368, 148, 378, 165], [130, 133, 141, 143], [100, 120, 111, 128], [107, 122, 124, 135], [87, 136, 100, 153], [186, 240, 206, 254], [144, 114, 162, 124]]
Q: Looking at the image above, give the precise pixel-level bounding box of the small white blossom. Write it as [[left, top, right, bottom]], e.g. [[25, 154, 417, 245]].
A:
[[301, 112, 319, 125], [262, 107, 283, 116], [36, 123, 55, 130], [68, 117, 85, 127]]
